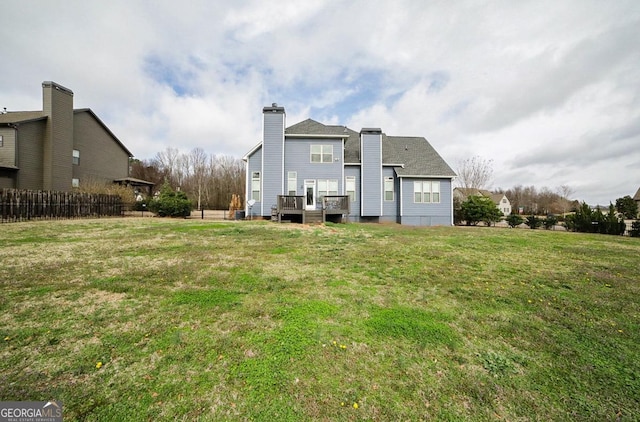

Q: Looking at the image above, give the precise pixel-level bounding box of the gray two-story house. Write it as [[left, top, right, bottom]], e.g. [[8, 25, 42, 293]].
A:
[[0, 81, 145, 192], [243, 104, 456, 226]]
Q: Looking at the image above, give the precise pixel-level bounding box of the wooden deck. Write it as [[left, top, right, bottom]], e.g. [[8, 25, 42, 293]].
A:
[[276, 195, 350, 224]]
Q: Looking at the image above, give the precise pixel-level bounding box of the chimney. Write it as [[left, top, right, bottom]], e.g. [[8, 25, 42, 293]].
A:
[[260, 104, 285, 216], [42, 81, 74, 191], [360, 128, 383, 217]]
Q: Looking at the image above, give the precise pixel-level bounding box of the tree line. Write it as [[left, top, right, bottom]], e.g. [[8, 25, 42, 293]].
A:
[[130, 147, 245, 210]]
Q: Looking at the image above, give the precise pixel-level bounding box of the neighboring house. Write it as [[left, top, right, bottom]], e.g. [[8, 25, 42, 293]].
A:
[[454, 188, 512, 216], [634, 187, 640, 211], [243, 104, 457, 225], [0, 81, 150, 193]]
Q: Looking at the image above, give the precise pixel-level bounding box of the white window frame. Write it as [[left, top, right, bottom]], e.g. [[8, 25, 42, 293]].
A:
[[0, 135, 3, 147], [72, 149, 80, 165], [310, 145, 333, 163], [251, 171, 261, 202], [72, 178, 80, 188], [287, 171, 297, 195], [414, 181, 440, 203], [317, 179, 338, 199], [384, 177, 394, 201], [345, 176, 356, 202]]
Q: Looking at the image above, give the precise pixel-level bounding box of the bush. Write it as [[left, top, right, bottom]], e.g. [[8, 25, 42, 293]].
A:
[[543, 215, 558, 230], [630, 221, 640, 237], [525, 215, 541, 229], [564, 202, 626, 236], [461, 195, 501, 226], [148, 182, 193, 218], [506, 214, 524, 228]]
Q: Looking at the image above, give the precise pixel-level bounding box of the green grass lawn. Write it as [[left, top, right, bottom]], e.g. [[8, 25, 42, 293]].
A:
[[1, 219, 638, 421]]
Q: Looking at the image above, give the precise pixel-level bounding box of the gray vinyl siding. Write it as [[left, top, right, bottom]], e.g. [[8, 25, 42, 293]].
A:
[[284, 138, 343, 208], [400, 178, 453, 226], [361, 132, 382, 216], [262, 112, 285, 215], [16, 121, 46, 190], [246, 146, 262, 218], [345, 166, 360, 221], [73, 111, 130, 184], [382, 167, 398, 221]]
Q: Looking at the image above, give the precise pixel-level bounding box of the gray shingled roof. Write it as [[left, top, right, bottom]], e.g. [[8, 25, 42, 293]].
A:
[[285, 118, 456, 178]]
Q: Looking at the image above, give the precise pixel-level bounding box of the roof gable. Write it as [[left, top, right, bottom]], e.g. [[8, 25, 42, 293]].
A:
[[73, 108, 133, 157]]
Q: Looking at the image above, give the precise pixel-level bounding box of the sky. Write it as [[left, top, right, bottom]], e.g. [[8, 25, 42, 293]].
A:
[[1, 0, 639, 205]]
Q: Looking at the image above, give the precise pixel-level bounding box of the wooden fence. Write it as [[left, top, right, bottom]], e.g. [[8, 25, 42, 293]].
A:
[[1, 189, 124, 223]]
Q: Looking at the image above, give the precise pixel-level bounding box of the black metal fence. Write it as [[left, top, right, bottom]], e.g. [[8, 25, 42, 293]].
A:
[[1, 188, 124, 223]]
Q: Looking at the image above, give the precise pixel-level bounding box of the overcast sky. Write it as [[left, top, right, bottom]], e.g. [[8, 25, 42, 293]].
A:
[[2, 0, 638, 205]]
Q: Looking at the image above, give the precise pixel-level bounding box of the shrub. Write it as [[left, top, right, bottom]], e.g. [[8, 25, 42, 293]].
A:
[[525, 215, 541, 229], [461, 195, 501, 226], [543, 215, 558, 230], [148, 182, 193, 218], [630, 221, 640, 237], [506, 214, 524, 228]]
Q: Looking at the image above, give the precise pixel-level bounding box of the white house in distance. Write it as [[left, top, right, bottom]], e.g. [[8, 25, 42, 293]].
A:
[[454, 188, 512, 216]]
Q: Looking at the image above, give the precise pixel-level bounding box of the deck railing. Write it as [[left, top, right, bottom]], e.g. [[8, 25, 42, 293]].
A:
[[323, 195, 350, 215], [277, 195, 305, 212]]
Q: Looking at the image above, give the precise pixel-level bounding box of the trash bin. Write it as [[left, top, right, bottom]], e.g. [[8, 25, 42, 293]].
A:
[[235, 210, 245, 220]]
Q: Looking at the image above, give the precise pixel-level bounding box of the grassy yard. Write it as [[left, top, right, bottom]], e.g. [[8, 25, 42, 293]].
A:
[[0, 218, 638, 421]]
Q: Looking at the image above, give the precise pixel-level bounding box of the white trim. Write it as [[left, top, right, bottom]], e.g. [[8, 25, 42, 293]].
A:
[[242, 141, 262, 161], [397, 175, 455, 179], [281, 116, 286, 197], [286, 133, 348, 139], [304, 179, 316, 210]]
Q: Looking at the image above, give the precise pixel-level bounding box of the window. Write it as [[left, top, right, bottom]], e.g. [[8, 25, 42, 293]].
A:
[[317, 179, 338, 199], [414, 181, 440, 203], [310, 145, 333, 163], [287, 171, 297, 195], [72, 149, 80, 165], [384, 177, 394, 201], [345, 176, 356, 202], [72, 178, 80, 188], [0, 135, 3, 147], [251, 171, 261, 202]]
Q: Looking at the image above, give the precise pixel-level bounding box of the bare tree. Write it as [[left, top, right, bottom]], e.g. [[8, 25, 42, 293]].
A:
[[557, 185, 575, 216], [456, 156, 494, 190], [188, 148, 208, 210]]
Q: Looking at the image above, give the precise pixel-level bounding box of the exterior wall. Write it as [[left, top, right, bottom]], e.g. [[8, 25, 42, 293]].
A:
[[73, 111, 129, 185], [42, 82, 74, 191], [498, 197, 512, 215], [16, 120, 46, 190], [246, 146, 262, 218], [345, 166, 360, 221], [0, 128, 16, 167], [284, 138, 343, 209], [381, 167, 398, 222], [261, 110, 285, 215], [0, 170, 14, 189], [361, 131, 382, 216], [400, 178, 453, 226]]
